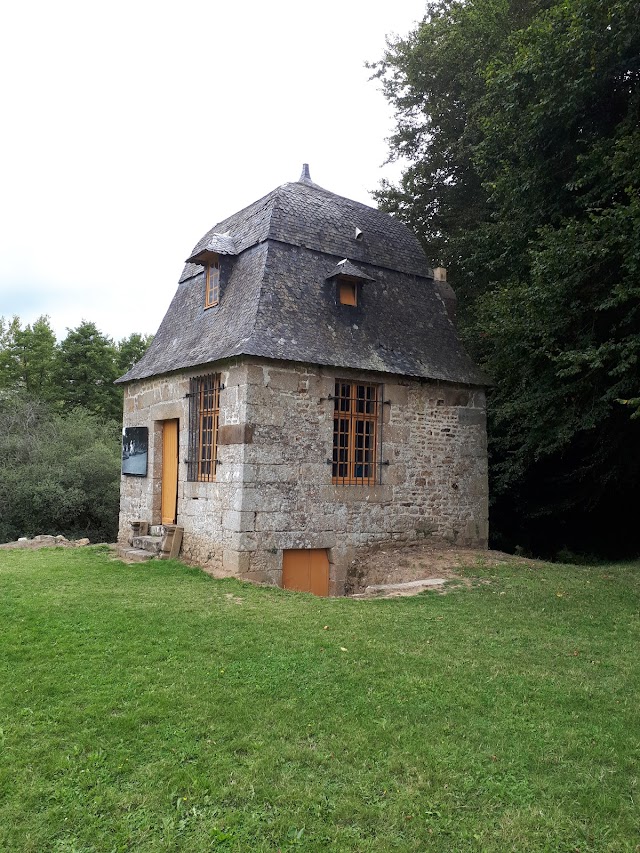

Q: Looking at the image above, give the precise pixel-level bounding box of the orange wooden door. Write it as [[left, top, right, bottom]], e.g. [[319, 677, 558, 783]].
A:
[[161, 420, 179, 524], [282, 549, 329, 596]]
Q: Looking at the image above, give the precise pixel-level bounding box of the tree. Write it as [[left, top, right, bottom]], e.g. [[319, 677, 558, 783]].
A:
[[0, 316, 23, 389], [55, 321, 121, 422], [1, 317, 153, 423], [0, 317, 154, 542], [116, 332, 153, 375], [0, 315, 57, 399], [0, 316, 14, 350], [370, 0, 550, 304], [375, 0, 640, 557], [0, 393, 121, 543]]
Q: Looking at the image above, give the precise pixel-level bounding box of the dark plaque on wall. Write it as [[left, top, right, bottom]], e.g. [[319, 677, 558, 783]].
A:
[[122, 426, 148, 476]]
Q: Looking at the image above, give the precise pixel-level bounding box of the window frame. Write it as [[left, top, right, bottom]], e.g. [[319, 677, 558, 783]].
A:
[[332, 380, 381, 485], [205, 257, 220, 308], [187, 373, 220, 482]]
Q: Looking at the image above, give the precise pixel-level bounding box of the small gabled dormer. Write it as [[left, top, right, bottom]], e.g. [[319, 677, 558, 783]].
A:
[[326, 258, 375, 307], [186, 233, 237, 309]]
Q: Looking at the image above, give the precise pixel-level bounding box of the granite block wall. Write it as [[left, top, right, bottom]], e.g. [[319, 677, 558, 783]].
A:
[[118, 357, 488, 593]]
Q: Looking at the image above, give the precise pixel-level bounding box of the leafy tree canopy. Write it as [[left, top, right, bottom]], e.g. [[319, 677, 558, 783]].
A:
[[0, 315, 57, 400], [374, 0, 640, 557], [0, 319, 153, 543], [55, 321, 121, 422], [116, 332, 154, 375], [0, 317, 153, 424], [0, 393, 121, 543]]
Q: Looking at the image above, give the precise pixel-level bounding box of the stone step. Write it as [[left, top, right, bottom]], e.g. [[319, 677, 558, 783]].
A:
[[132, 534, 163, 554], [128, 524, 184, 560], [115, 546, 155, 564]]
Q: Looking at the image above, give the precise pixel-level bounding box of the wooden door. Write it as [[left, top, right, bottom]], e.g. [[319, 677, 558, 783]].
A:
[[161, 420, 179, 525], [282, 549, 329, 596]]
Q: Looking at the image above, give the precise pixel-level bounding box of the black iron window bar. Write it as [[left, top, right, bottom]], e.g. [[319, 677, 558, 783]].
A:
[[329, 380, 386, 485], [186, 374, 221, 482]]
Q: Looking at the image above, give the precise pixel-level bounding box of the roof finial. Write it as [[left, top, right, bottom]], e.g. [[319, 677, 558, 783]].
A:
[[299, 163, 311, 183]]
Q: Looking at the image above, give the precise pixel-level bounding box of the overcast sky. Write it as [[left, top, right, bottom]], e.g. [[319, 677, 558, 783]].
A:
[[0, 1, 425, 342]]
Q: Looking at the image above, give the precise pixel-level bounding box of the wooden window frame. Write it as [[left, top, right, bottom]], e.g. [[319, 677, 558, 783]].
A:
[[205, 257, 220, 308], [187, 374, 220, 482], [332, 380, 380, 485]]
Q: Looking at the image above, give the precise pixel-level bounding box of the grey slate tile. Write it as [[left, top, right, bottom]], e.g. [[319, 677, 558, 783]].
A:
[[117, 174, 489, 387]]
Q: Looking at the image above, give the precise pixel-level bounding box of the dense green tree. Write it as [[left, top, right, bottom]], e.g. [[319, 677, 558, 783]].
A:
[[1, 317, 153, 422], [370, 0, 550, 301], [375, 0, 640, 557], [116, 332, 153, 375], [475, 0, 640, 554], [0, 315, 57, 399], [0, 318, 153, 542], [55, 321, 122, 422], [0, 393, 121, 543], [0, 316, 20, 387], [0, 316, 14, 349]]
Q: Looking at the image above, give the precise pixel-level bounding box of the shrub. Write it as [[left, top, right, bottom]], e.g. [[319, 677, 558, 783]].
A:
[[0, 393, 121, 543]]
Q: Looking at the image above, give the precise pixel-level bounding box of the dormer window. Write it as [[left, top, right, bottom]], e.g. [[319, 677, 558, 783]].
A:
[[185, 232, 238, 311], [326, 258, 375, 308], [338, 279, 358, 306], [205, 257, 220, 308]]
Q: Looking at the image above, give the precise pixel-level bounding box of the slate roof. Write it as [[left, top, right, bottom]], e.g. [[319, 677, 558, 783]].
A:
[[117, 169, 489, 386]]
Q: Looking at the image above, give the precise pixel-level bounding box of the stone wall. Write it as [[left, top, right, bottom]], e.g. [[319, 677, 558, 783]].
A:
[[119, 362, 247, 574], [118, 357, 488, 594]]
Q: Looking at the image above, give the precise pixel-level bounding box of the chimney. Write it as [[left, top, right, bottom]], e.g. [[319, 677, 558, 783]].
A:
[[433, 267, 457, 324], [434, 267, 447, 282]]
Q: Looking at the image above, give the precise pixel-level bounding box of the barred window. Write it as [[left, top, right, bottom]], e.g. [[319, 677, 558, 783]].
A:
[[332, 380, 380, 485], [187, 374, 220, 482]]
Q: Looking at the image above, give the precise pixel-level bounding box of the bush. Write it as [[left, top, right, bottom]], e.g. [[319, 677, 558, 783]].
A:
[[0, 393, 121, 543]]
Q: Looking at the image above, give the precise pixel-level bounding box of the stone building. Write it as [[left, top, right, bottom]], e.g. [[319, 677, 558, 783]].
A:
[[116, 166, 489, 595]]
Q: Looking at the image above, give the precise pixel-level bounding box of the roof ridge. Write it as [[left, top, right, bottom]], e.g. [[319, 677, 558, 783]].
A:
[[281, 178, 378, 213]]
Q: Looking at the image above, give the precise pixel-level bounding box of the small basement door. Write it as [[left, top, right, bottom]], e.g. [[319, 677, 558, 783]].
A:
[[282, 549, 329, 596], [161, 419, 179, 525]]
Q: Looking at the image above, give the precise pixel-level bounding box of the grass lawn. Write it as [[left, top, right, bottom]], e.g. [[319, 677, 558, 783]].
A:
[[0, 547, 639, 852]]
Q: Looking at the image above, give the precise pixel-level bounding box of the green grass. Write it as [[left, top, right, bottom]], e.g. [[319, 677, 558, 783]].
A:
[[0, 547, 639, 852]]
